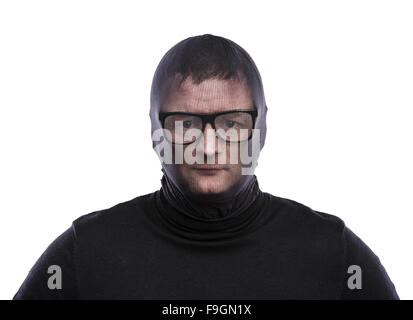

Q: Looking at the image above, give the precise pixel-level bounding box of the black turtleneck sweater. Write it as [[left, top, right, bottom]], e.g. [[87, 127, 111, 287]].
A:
[[13, 177, 399, 299]]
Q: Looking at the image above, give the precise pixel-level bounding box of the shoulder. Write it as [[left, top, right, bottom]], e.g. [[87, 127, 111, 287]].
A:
[[13, 226, 77, 299], [261, 192, 349, 262], [72, 192, 155, 238], [265, 192, 346, 235]]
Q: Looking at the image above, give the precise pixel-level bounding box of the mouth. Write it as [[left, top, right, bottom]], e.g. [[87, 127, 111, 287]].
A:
[[191, 165, 227, 175]]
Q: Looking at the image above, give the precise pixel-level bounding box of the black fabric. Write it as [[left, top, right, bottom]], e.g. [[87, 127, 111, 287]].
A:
[[160, 169, 262, 220], [157, 173, 267, 241], [13, 188, 399, 299]]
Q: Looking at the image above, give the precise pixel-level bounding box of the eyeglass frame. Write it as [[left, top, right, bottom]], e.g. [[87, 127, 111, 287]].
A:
[[158, 108, 258, 145]]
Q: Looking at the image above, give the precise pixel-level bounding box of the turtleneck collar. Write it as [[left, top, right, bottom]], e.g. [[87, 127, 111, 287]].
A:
[[152, 172, 270, 241]]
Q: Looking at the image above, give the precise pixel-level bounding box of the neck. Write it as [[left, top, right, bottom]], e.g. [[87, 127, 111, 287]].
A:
[[160, 171, 261, 219]]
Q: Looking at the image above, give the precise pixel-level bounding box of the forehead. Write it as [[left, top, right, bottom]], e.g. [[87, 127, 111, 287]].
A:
[[161, 74, 254, 113]]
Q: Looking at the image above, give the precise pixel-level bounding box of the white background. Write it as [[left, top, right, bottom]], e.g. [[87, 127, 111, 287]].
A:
[[1, 0, 412, 299]]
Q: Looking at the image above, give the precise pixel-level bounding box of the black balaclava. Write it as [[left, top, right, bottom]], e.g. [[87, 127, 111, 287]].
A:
[[149, 34, 268, 222]]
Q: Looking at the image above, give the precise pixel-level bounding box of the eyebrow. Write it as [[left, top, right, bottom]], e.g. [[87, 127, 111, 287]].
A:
[[159, 108, 257, 116], [160, 104, 256, 113]]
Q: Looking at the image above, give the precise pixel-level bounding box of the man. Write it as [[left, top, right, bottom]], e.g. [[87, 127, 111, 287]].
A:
[[14, 34, 399, 299]]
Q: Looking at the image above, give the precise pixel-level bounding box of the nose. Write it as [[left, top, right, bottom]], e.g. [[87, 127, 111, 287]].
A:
[[203, 123, 217, 156]]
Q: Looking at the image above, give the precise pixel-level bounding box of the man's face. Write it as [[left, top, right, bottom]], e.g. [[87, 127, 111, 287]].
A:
[[161, 75, 255, 196]]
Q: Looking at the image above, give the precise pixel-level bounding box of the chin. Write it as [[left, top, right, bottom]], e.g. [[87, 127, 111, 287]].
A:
[[188, 176, 231, 195]]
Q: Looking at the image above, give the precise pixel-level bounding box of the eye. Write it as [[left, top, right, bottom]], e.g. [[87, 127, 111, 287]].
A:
[[183, 120, 192, 128], [225, 120, 236, 128]]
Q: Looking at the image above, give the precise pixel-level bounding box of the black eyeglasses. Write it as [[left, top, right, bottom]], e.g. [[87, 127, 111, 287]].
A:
[[158, 109, 258, 144]]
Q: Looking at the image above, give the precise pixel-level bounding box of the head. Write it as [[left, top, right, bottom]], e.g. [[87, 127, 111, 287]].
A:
[[150, 34, 267, 200]]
